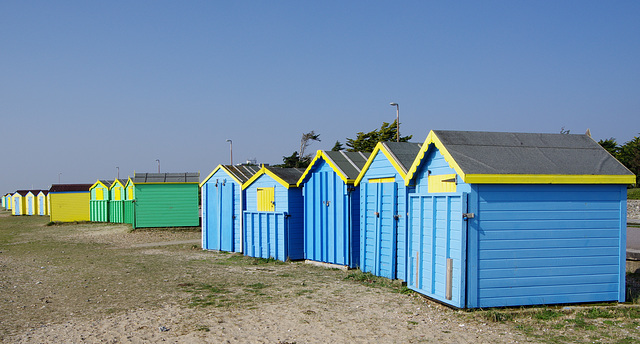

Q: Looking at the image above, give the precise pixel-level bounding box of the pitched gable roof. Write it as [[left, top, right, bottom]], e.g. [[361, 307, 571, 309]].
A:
[[242, 166, 305, 189], [354, 142, 422, 186], [297, 150, 370, 186], [200, 165, 261, 187], [405, 130, 636, 184]]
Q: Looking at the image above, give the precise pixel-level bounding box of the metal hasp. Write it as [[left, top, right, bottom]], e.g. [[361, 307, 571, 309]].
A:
[[446, 258, 453, 300], [463, 213, 475, 219]]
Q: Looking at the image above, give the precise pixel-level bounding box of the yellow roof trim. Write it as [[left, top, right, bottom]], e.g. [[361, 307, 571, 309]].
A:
[[109, 179, 125, 190], [296, 151, 351, 187], [242, 166, 293, 190], [465, 174, 637, 184], [405, 130, 466, 186], [200, 165, 223, 187], [124, 177, 134, 187], [354, 142, 411, 186], [90, 180, 109, 190], [201, 165, 246, 187]]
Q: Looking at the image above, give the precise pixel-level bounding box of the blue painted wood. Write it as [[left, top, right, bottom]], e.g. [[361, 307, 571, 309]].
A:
[[201, 170, 243, 252], [301, 161, 359, 267], [358, 152, 409, 280], [408, 193, 466, 308]]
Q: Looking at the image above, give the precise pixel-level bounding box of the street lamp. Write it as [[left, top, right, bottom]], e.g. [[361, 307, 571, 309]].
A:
[[226, 139, 233, 165], [116, 166, 120, 179], [390, 102, 399, 142], [58, 172, 62, 183], [156, 159, 160, 173]]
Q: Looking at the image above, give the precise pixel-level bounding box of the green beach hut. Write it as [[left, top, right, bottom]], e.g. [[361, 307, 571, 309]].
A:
[[109, 179, 127, 223], [90, 180, 112, 222]]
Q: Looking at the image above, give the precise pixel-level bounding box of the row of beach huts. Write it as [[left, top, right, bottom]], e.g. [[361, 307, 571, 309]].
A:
[[2, 130, 636, 309]]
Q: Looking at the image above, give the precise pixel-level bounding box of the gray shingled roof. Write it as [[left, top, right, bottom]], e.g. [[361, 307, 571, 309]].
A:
[[264, 167, 305, 185], [319, 151, 370, 180], [432, 130, 634, 176], [133, 172, 200, 183], [380, 142, 423, 174], [223, 165, 260, 184]]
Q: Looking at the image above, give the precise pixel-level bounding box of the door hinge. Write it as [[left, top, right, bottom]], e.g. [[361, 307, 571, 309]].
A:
[[463, 213, 475, 219]]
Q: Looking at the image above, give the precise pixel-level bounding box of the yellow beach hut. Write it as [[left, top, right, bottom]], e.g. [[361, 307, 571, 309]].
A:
[[5, 193, 12, 210], [25, 190, 39, 216], [12, 190, 28, 216], [49, 184, 92, 222], [37, 190, 49, 216]]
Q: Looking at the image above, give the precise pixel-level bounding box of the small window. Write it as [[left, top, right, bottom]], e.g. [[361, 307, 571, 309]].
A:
[[257, 187, 275, 211], [428, 174, 457, 193]]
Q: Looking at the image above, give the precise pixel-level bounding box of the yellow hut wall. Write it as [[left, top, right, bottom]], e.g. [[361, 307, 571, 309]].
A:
[[49, 192, 90, 222]]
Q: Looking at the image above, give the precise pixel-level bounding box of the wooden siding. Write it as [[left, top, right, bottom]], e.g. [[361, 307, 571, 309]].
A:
[[359, 152, 411, 280], [466, 184, 626, 308], [49, 192, 90, 222], [202, 168, 244, 252], [109, 200, 125, 223], [302, 161, 360, 268], [133, 183, 199, 228]]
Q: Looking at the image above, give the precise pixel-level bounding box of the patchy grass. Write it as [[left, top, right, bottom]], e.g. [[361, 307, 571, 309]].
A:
[[628, 188, 640, 200], [344, 270, 414, 295]]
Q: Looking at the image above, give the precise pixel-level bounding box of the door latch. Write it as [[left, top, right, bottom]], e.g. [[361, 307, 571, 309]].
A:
[[374, 211, 379, 217], [463, 213, 475, 219]]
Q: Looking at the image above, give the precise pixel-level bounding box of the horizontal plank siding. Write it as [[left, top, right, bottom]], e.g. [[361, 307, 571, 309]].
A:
[[134, 184, 199, 228], [50, 192, 90, 222], [473, 184, 625, 308]]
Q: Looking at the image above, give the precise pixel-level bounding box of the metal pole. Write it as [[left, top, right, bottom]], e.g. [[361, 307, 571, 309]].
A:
[[226, 139, 233, 165], [156, 159, 160, 173], [116, 166, 120, 179], [390, 102, 399, 142], [58, 173, 61, 183]]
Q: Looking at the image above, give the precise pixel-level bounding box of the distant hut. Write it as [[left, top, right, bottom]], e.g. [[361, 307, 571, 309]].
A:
[[25, 190, 40, 215], [90, 180, 112, 222], [109, 179, 127, 223], [130, 173, 200, 229], [403, 130, 636, 308], [12, 190, 28, 216], [242, 166, 305, 261], [201, 165, 260, 252], [354, 142, 422, 281], [297, 150, 370, 268], [37, 190, 49, 216], [123, 178, 135, 225], [49, 184, 92, 222]]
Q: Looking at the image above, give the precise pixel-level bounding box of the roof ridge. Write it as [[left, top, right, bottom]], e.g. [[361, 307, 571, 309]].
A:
[[381, 142, 407, 174]]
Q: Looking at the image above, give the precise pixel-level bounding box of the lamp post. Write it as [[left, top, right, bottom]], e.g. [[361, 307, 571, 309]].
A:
[[390, 102, 399, 142], [58, 172, 62, 183], [156, 159, 160, 173], [116, 166, 120, 179], [226, 139, 233, 165]]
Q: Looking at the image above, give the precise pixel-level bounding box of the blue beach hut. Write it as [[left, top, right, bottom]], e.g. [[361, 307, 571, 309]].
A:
[[297, 150, 370, 268], [404, 130, 636, 308], [201, 165, 260, 252], [242, 166, 305, 261], [354, 142, 422, 281]]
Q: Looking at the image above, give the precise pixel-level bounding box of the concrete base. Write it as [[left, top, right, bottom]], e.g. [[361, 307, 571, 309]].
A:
[[628, 259, 640, 274], [304, 260, 349, 271]]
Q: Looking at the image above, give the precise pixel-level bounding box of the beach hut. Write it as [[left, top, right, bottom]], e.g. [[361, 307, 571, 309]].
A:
[[130, 172, 200, 229], [49, 184, 92, 222], [109, 179, 127, 223], [403, 130, 636, 308], [12, 190, 28, 216], [354, 142, 422, 281], [37, 190, 49, 216], [242, 166, 305, 261], [1, 194, 6, 209], [297, 150, 370, 268], [90, 180, 112, 222], [201, 165, 260, 252], [123, 178, 135, 225], [25, 190, 39, 215]]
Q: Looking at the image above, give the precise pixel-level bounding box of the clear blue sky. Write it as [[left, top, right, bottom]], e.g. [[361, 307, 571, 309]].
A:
[[1, 1, 638, 193]]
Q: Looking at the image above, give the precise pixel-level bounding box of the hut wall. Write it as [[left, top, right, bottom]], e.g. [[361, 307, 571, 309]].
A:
[[202, 169, 243, 252], [302, 160, 360, 268], [49, 192, 90, 222], [359, 153, 412, 280], [133, 183, 199, 228]]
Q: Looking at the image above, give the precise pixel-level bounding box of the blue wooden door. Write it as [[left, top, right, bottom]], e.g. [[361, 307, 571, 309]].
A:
[[362, 181, 397, 279], [408, 193, 467, 307], [27, 197, 33, 215], [220, 182, 234, 252], [204, 183, 219, 250]]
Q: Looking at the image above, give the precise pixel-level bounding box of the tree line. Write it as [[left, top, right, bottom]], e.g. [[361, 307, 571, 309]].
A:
[[599, 135, 640, 185]]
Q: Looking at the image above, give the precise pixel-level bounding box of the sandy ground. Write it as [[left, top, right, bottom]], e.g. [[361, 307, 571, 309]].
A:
[[0, 212, 532, 344]]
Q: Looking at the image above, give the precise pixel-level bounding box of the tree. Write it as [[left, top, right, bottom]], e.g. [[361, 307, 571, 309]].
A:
[[618, 135, 640, 185], [277, 131, 321, 168], [598, 138, 619, 157], [345, 120, 412, 152], [331, 141, 344, 151]]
